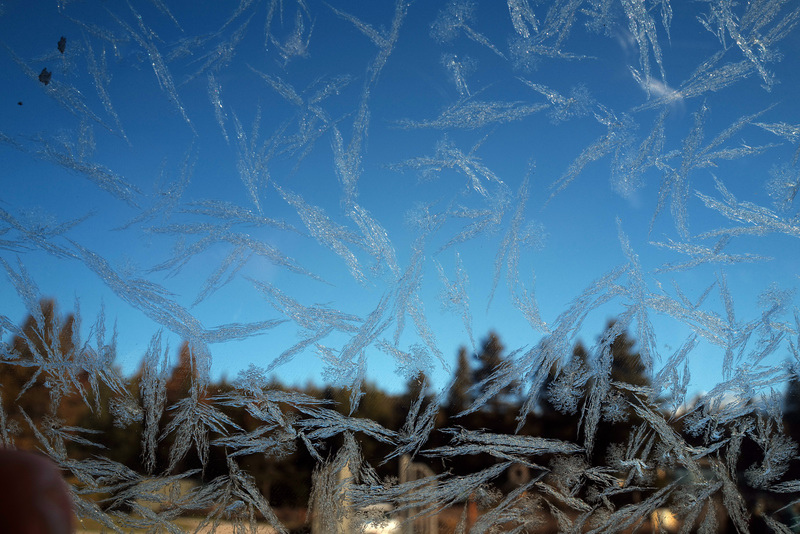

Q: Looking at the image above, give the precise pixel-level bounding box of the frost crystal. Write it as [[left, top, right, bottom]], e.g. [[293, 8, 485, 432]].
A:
[[2, 1, 800, 532]]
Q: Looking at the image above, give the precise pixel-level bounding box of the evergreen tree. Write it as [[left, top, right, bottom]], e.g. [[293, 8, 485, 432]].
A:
[[592, 322, 650, 427], [781, 369, 800, 485], [446, 347, 473, 417], [537, 322, 658, 514], [403, 371, 429, 403], [784, 369, 800, 442], [539, 341, 589, 441], [472, 332, 505, 385], [156, 340, 207, 475], [589, 321, 655, 508], [472, 332, 517, 417], [607, 323, 648, 388], [166, 340, 201, 406]]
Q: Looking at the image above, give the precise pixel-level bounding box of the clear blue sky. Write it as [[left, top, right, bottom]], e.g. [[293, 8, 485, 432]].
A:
[[1, 0, 798, 402]]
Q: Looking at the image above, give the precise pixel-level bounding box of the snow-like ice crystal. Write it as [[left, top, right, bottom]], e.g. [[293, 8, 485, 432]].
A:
[[2, 0, 800, 532]]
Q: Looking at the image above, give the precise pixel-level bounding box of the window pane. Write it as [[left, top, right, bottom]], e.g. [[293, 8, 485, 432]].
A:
[[1, 1, 799, 532]]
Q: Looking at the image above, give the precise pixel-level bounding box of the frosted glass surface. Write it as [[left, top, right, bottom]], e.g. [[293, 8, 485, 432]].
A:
[[1, 0, 800, 532]]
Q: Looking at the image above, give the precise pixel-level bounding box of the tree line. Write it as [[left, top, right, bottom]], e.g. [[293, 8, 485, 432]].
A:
[[3, 299, 800, 531]]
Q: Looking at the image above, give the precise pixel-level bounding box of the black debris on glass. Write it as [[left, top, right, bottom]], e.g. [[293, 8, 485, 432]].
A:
[[58, 36, 66, 54], [38, 68, 51, 85]]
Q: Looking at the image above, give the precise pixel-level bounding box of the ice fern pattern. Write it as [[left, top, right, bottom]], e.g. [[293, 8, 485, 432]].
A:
[[1, 0, 800, 532]]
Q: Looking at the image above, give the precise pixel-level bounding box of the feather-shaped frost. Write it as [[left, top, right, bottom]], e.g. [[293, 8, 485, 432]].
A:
[[507, 0, 538, 38], [424, 427, 582, 463], [435, 253, 475, 350], [163, 391, 241, 473], [85, 38, 128, 142], [36, 135, 141, 206], [3, 1, 800, 531], [697, 175, 800, 240], [397, 100, 548, 130], [430, 0, 506, 58], [206, 73, 229, 143], [549, 111, 635, 202], [274, 183, 367, 284], [109, 3, 193, 131]]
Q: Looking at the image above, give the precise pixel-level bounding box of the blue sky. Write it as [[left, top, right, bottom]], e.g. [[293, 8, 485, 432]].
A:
[[1, 0, 799, 402]]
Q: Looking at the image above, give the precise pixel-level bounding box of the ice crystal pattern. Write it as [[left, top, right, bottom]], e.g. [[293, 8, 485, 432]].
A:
[[1, 0, 800, 532]]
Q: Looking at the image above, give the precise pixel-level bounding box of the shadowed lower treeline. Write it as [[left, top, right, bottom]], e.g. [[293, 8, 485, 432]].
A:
[[4, 299, 800, 532]]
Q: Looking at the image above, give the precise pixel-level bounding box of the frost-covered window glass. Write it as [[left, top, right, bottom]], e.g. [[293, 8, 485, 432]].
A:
[[2, 0, 800, 532]]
